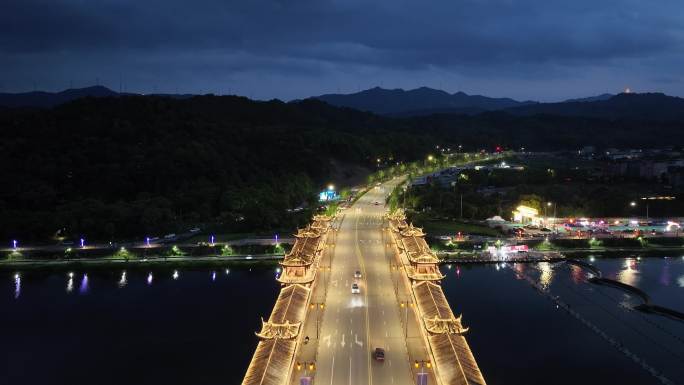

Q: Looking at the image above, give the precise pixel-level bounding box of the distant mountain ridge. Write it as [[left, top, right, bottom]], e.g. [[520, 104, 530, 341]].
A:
[[562, 93, 614, 103], [0, 86, 195, 108], [311, 86, 537, 116], [0, 86, 118, 108], [4, 85, 684, 123], [506, 92, 684, 121]]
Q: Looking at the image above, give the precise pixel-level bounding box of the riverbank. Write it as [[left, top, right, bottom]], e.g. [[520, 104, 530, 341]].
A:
[[0, 254, 282, 271]]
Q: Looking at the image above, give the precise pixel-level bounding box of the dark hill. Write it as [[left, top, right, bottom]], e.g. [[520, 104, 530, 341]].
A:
[[312, 86, 535, 115], [1, 93, 683, 241], [506, 92, 684, 121], [0, 85, 118, 108], [0, 95, 437, 241]]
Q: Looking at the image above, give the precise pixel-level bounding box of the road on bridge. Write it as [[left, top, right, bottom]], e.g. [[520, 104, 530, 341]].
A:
[[308, 179, 421, 385]]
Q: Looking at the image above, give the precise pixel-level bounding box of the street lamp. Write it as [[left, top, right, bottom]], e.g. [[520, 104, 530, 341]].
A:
[[210, 235, 215, 246], [414, 360, 432, 374], [296, 361, 316, 376], [639, 198, 650, 221], [400, 301, 414, 337], [12, 240, 17, 250], [546, 202, 557, 233], [80, 238, 85, 248], [309, 302, 325, 339]]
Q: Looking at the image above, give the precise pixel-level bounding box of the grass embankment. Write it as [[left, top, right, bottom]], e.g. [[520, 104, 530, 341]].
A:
[[0, 258, 280, 272], [2, 243, 291, 268], [409, 212, 504, 237], [427, 235, 684, 257], [186, 232, 259, 243], [420, 220, 503, 237]]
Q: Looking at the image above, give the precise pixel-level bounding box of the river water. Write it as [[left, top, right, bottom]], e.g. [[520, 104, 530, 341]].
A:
[[2, 255, 683, 385]]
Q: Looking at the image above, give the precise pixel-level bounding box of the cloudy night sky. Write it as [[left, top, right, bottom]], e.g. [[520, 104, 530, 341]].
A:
[[2, 0, 684, 101]]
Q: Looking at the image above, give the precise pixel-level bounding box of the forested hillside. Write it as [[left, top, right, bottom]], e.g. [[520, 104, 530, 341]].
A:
[[1, 93, 682, 241], [0, 95, 437, 241]]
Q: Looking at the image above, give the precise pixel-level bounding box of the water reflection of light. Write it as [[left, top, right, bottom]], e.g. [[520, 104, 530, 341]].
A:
[[660, 263, 671, 286], [495, 264, 500, 271], [616, 258, 640, 287], [79, 274, 89, 294], [14, 273, 21, 299], [118, 271, 127, 288], [677, 275, 684, 288], [66, 273, 74, 293], [447, 264, 452, 270], [569, 265, 583, 284], [538, 262, 554, 290], [212, 271, 216, 281], [147, 273, 153, 285], [172, 270, 179, 280], [589, 256, 595, 262], [225, 269, 230, 275]]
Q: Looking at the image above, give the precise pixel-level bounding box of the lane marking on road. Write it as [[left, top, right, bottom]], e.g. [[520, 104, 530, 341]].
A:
[[355, 333, 364, 347], [330, 354, 335, 385], [341, 333, 346, 348], [354, 201, 373, 385]]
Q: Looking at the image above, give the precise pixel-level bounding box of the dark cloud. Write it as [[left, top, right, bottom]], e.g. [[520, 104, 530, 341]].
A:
[[1, 0, 683, 100]]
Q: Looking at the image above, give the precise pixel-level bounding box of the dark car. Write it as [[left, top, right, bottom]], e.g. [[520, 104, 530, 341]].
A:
[[373, 347, 385, 362]]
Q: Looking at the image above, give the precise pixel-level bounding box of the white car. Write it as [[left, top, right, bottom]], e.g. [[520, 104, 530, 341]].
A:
[[354, 270, 362, 278], [351, 283, 360, 294]]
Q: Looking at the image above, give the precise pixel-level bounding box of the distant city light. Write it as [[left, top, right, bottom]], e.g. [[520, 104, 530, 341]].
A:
[[210, 235, 215, 246], [146, 237, 151, 247], [12, 240, 17, 249]]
